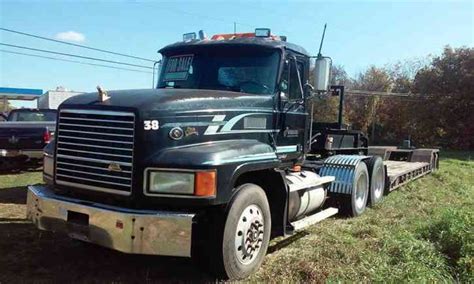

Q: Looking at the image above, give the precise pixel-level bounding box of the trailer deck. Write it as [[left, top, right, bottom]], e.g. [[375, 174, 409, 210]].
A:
[[368, 146, 439, 192], [384, 160, 432, 191]]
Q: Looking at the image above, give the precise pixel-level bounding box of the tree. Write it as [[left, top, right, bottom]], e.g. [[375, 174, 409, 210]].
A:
[[346, 66, 392, 140], [412, 46, 474, 149]]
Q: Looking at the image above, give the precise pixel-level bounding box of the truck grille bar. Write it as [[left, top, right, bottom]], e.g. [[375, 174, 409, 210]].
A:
[[55, 109, 135, 195]]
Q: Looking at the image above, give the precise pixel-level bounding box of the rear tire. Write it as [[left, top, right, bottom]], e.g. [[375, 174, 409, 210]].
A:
[[345, 162, 369, 217], [366, 156, 385, 206]]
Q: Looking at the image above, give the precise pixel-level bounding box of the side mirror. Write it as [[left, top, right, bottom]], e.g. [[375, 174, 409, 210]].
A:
[[313, 56, 332, 92]]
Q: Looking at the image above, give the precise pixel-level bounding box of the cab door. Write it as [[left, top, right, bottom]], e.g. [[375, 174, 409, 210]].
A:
[[276, 55, 308, 161]]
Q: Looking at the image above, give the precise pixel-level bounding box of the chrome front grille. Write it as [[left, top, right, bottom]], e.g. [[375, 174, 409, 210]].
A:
[[55, 109, 135, 195]]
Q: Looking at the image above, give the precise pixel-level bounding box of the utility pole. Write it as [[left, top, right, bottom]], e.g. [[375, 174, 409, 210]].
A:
[[234, 22, 236, 34]]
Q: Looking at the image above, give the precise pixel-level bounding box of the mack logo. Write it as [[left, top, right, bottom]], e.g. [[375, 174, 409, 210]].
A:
[[8, 135, 19, 144], [107, 163, 122, 172]]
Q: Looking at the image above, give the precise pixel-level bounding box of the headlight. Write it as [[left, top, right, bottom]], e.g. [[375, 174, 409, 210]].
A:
[[43, 153, 54, 183], [145, 169, 216, 197], [148, 171, 195, 194]]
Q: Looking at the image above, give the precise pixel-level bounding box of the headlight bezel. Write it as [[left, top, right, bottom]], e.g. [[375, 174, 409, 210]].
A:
[[143, 168, 216, 198]]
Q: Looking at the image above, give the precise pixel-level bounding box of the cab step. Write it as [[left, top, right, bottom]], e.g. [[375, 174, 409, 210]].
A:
[[290, 207, 339, 231]]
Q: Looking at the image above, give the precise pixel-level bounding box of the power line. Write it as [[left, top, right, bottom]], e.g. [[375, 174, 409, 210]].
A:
[[0, 49, 153, 74], [0, 27, 156, 63], [0, 42, 153, 70]]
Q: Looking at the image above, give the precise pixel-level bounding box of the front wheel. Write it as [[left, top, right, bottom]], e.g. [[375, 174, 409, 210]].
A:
[[221, 184, 271, 279]]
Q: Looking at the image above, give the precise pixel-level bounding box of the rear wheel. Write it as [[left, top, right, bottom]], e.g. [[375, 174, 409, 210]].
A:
[[366, 156, 385, 206], [346, 162, 369, 217], [431, 152, 439, 172]]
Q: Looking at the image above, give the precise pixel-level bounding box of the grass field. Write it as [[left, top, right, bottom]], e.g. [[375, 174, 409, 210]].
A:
[[0, 151, 472, 282]]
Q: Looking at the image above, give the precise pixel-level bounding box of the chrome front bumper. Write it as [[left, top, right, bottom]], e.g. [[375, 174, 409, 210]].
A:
[[1, 149, 43, 159], [26, 185, 195, 257]]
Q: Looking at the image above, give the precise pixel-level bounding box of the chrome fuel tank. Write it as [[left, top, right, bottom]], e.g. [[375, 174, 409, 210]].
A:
[[286, 171, 334, 221]]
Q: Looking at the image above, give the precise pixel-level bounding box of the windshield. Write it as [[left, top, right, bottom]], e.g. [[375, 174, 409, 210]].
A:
[[8, 110, 57, 122], [158, 48, 280, 95]]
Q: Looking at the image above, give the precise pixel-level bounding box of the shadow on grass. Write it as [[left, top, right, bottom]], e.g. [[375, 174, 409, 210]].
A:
[[0, 221, 213, 282], [0, 186, 26, 204], [268, 231, 310, 254]]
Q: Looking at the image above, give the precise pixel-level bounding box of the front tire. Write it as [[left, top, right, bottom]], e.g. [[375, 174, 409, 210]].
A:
[[221, 184, 271, 279]]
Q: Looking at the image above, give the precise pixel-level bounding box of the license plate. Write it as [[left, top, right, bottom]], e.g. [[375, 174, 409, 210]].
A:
[[66, 211, 90, 240]]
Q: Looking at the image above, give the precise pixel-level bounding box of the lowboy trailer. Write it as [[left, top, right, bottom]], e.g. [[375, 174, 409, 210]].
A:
[[26, 28, 439, 280]]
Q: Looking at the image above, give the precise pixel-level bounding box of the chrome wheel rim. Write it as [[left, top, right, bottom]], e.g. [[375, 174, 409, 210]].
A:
[[373, 166, 384, 200], [234, 204, 264, 265], [355, 173, 368, 210]]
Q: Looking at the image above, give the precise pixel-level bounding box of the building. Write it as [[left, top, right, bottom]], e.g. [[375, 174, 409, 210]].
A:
[[37, 87, 83, 109]]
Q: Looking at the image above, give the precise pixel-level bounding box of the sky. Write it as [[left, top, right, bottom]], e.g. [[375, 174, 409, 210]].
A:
[[0, 0, 473, 108]]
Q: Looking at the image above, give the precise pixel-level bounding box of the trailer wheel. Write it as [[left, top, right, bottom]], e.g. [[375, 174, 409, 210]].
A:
[[431, 152, 439, 172], [347, 162, 369, 217], [366, 156, 385, 206]]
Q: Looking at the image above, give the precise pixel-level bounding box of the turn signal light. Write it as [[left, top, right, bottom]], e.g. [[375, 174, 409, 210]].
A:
[[195, 171, 216, 197]]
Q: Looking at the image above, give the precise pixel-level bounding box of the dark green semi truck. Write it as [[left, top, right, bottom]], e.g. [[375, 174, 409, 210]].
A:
[[26, 29, 438, 279]]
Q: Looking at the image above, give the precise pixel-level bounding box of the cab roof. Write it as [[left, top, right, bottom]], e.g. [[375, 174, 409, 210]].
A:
[[159, 36, 311, 57]]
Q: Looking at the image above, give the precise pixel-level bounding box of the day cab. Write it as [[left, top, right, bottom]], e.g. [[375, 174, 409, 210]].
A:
[[27, 29, 371, 279]]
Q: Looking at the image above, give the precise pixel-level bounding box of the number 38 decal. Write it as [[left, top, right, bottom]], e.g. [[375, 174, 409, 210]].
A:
[[144, 120, 159, 130]]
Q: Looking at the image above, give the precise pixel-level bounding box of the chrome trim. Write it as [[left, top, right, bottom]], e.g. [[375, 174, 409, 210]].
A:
[[27, 185, 194, 257], [57, 135, 134, 144], [60, 109, 134, 116], [58, 129, 134, 138], [143, 168, 216, 199], [57, 174, 130, 187], [60, 123, 134, 131], [57, 161, 132, 173], [0, 149, 43, 159], [57, 168, 131, 180], [56, 179, 131, 196], [57, 154, 132, 166], [57, 147, 133, 158], [60, 117, 134, 124], [58, 141, 132, 151]]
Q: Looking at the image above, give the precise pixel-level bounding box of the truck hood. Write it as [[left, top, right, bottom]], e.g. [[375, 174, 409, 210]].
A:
[[60, 88, 273, 114]]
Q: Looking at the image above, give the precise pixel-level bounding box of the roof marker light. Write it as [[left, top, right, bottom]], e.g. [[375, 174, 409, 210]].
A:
[[183, 32, 196, 42], [255, 28, 271, 37]]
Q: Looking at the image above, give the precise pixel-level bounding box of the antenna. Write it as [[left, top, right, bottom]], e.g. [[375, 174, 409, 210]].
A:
[[317, 23, 327, 57]]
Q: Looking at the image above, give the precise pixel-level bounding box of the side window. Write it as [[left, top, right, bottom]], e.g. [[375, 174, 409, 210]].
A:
[[289, 59, 304, 101], [280, 60, 290, 100]]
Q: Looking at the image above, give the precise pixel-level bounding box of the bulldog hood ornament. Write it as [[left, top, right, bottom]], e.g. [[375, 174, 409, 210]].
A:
[[97, 85, 110, 102]]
